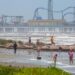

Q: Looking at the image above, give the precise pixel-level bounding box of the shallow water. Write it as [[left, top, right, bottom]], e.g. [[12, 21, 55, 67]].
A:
[[0, 48, 75, 65]]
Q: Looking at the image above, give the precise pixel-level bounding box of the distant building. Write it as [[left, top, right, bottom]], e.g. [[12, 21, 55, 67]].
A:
[[0, 19, 75, 36], [27, 19, 75, 36]]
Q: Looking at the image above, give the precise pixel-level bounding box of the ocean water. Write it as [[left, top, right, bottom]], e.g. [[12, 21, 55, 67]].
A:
[[0, 48, 75, 65], [0, 33, 75, 45]]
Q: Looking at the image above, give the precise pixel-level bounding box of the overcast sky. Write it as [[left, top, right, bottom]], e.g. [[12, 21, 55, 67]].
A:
[[0, 0, 75, 21]]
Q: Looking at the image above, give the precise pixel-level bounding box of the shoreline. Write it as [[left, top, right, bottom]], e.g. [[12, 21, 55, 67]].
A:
[[0, 47, 75, 52], [0, 62, 45, 68]]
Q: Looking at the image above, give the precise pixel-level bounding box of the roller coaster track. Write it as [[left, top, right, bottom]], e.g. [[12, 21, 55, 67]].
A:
[[33, 6, 75, 21]]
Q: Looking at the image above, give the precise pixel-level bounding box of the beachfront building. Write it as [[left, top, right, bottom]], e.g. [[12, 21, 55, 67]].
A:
[[27, 19, 65, 36]]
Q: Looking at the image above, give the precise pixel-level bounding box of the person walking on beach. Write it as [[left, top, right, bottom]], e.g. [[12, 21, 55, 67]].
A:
[[53, 53, 58, 67], [13, 42, 17, 54], [68, 48, 74, 64]]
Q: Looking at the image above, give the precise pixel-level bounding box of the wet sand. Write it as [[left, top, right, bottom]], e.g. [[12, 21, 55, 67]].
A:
[[0, 62, 41, 68]]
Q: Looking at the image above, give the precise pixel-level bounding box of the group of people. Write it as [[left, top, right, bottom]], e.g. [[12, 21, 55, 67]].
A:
[[53, 47, 74, 67], [13, 42, 74, 65]]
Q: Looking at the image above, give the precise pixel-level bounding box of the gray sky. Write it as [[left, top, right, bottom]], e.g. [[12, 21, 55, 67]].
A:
[[0, 0, 75, 21]]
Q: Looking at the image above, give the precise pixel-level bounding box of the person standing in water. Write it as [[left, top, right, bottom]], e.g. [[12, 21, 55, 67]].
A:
[[13, 42, 17, 54], [68, 48, 74, 64], [53, 53, 58, 67]]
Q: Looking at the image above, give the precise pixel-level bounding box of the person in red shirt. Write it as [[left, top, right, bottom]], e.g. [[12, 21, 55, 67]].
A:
[[68, 48, 74, 64]]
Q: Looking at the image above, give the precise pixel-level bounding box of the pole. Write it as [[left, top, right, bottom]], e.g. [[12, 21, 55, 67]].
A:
[[48, 0, 53, 19]]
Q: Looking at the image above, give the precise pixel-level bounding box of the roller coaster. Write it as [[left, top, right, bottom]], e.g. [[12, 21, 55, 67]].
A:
[[33, 6, 75, 23]]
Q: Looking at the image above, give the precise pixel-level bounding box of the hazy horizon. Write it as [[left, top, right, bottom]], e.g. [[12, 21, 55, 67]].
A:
[[0, 0, 75, 21]]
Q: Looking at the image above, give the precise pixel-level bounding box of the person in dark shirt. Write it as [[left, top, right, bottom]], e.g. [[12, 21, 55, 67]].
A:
[[13, 42, 17, 54], [53, 53, 58, 67]]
